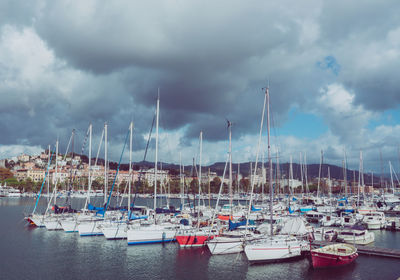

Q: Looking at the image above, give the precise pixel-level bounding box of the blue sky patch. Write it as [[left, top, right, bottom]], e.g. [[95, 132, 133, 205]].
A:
[[317, 55, 341, 76], [276, 107, 328, 138]]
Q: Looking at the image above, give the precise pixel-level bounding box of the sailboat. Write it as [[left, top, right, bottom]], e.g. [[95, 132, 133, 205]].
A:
[[25, 144, 55, 227], [101, 122, 137, 239], [176, 131, 219, 247], [76, 123, 109, 236], [127, 91, 180, 245], [244, 86, 303, 263], [207, 94, 268, 255]]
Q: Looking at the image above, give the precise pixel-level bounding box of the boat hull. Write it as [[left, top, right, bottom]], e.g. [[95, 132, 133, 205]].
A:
[[102, 224, 128, 240], [311, 249, 358, 268], [78, 220, 104, 236], [127, 225, 177, 245], [28, 215, 46, 227], [244, 241, 301, 262], [60, 219, 79, 232], [206, 237, 244, 255], [176, 234, 215, 247], [44, 219, 63, 230]]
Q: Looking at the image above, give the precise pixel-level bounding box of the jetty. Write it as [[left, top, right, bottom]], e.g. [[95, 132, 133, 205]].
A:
[[311, 241, 400, 259]]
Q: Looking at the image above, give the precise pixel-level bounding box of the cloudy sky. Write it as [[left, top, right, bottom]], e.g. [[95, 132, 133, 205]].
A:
[[1, 0, 400, 172]]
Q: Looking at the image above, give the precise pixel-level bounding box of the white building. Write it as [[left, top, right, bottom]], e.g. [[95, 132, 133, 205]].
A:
[[139, 168, 169, 186]]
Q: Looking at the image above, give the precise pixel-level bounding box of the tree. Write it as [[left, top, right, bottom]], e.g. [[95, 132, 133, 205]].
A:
[[210, 177, 221, 193], [240, 178, 250, 193], [4, 177, 19, 187]]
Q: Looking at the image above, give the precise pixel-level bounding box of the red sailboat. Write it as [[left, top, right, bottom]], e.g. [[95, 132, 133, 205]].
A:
[[311, 243, 358, 268], [176, 228, 219, 247]]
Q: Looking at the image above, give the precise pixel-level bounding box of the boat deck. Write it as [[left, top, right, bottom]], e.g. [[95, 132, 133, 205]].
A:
[[311, 240, 400, 259]]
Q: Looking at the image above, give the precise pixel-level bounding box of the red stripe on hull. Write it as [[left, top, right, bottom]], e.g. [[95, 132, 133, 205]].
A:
[[176, 235, 216, 247]]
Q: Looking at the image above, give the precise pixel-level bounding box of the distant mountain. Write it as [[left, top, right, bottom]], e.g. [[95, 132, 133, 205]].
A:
[[78, 152, 385, 184]]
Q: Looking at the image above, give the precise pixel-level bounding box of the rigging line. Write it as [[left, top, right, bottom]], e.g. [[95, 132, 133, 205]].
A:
[[69, 127, 90, 189], [143, 109, 156, 162], [104, 127, 130, 213], [32, 147, 55, 214], [63, 130, 74, 161]]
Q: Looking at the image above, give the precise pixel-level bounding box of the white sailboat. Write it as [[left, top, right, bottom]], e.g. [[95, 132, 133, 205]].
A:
[[101, 121, 134, 240], [127, 90, 179, 245], [77, 123, 109, 236], [244, 86, 303, 263], [208, 87, 268, 255]]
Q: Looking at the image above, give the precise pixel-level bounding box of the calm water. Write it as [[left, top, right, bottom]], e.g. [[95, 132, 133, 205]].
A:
[[0, 197, 400, 280]]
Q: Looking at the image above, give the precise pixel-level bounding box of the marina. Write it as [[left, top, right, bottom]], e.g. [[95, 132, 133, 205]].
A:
[[1, 197, 400, 280], [1, 1, 400, 280]]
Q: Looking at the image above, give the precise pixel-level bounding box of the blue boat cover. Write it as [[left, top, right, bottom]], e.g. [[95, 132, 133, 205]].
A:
[[88, 204, 104, 211], [229, 219, 254, 230]]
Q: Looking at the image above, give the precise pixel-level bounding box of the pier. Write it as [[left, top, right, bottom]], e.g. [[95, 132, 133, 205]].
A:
[[311, 241, 400, 259]]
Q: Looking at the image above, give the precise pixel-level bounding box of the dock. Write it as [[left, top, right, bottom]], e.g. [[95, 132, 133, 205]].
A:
[[311, 240, 400, 259]]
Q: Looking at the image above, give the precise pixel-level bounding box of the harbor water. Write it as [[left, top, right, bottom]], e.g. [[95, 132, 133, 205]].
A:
[[0, 197, 399, 280]]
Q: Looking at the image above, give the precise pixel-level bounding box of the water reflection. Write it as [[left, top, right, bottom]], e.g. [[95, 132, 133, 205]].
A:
[[1, 198, 400, 280]]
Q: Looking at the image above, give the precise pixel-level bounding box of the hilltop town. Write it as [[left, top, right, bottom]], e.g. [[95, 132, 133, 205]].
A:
[[0, 150, 382, 196]]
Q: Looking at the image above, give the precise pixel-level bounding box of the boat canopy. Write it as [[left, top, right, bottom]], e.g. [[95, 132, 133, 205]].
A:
[[280, 217, 308, 235]]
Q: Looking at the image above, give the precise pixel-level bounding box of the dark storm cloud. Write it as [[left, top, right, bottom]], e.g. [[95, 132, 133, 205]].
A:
[[1, 0, 400, 164], [317, 0, 400, 111], [0, 1, 36, 27]]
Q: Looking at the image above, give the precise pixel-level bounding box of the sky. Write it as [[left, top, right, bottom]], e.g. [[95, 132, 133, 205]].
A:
[[1, 0, 400, 173]]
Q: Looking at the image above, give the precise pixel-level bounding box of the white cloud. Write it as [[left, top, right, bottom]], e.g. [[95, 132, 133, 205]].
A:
[[0, 144, 43, 160]]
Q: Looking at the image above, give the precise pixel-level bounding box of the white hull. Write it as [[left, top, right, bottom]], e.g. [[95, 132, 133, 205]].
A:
[[366, 221, 382, 230], [127, 224, 177, 245], [30, 215, 46, 227], [78, 220, 104, 236], [60, 219, 79, 232], [102, 223, 128, 239], [44, 218, 63, 230], [7, 193, 22, 197], [339, 231, 375, 245], [244, 236, 302, 262], [206, 237, 244, 255]]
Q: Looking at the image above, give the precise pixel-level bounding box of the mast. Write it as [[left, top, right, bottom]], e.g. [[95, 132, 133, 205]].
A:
[[380, 149, 384, 189], [228, 120, 233, 214], [389, 161, 394, 194], [237, 163, 240, 204], [344, 149, 348, 197], [208, 168, 211, 208], [87, 123, 92, 206], [328, 166, 332, 215], [304, 152, 309, 194], [104, 122, 108, 204], [317, 150, 323, 198], [357, 150, 362, 207], [154, 90, 160, 210], [266, 86, 273, 237], [276, 150, 281, 196], [54, 139, 59, 205], [128, 121, 133, 215], [289, 155, 293, 195], [245, 86, 267, 233], [47, 145, 50, 199], [198, 131, 203, 222], [300, 152, 304, 195], [361, 151, 365, 201], [179, 152, 184, 208], [250, 162, 253, 188], [69, 129, 75, 192], [261, 151, 265, 200]]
